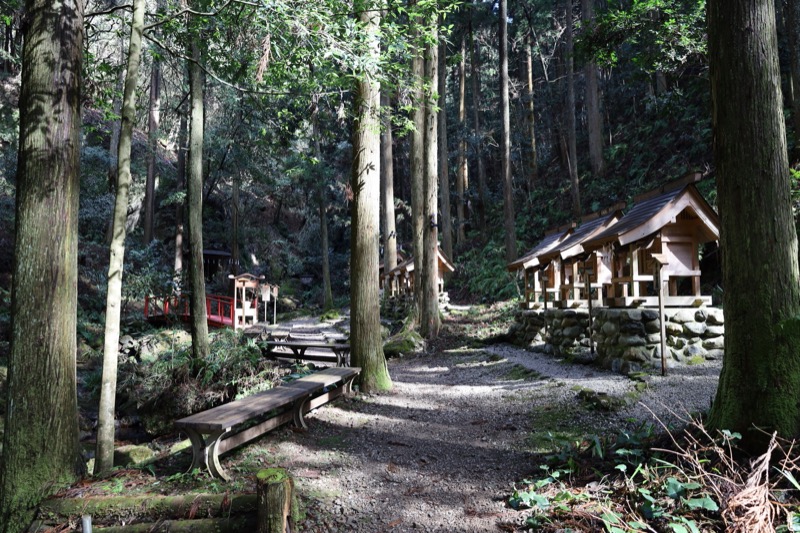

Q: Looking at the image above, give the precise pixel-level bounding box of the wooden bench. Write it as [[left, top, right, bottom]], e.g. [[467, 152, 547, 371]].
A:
[[175, 367, 360, 480], [265, 340, 351, 367]]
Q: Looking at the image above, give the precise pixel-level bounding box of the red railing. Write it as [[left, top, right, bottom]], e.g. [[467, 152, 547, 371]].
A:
[[144, 293, 235, 328]]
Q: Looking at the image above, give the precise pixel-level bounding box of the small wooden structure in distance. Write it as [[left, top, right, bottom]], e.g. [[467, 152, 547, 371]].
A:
[[381, 247, 455, 299]]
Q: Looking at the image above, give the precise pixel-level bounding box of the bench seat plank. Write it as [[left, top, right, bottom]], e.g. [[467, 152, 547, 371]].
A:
[[176, 385, 321, 433]]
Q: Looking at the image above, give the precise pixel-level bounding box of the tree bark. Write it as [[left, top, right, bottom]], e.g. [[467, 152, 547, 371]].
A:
[[456, 36, 468, 246], [95, 0, 146, 476], [187, 20, 209, 360], [232, 178, 240, 275], [582, 0, 604, 177], [499, 0, 517, 263], [410, 35, 425, 317], [0, 0, 84, 525], [785, 0, 800, 162], [525, 31, 538, 197], [469, 18, 488, 239], [421, 32, 441, 339], [143, 24, 162, 245], [174, 104, 187, 278], [350, 4, 392, 392], [564, 0, 581, 217], [312, 97, 333, 310], [707, 0, 800, 449], [380, 92, 398, 273], [438, 38, 453, 262]]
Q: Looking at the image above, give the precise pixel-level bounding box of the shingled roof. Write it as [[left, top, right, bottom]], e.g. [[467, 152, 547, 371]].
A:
[[539, 205, 625, 263], [583, 177, 719, 251], [507, 223, 574, 272]]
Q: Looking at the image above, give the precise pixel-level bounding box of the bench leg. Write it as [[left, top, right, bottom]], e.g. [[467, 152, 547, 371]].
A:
[[292, 396, 310, 429], [184, 427, 231, 481]]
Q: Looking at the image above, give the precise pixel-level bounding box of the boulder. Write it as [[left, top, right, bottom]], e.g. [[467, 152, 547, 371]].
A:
[[706, 349, 724, 360], [665, 322, 684, 336], [114, 444, 155, 467], [644, 319, 661, 334], [622, 346, 650, 362], [706, 309, 725, 325], [618, 334, 646, 347], [705, 325, 725, 337], [602, 320, 619, 336], [641, 309, 660, 321], [671, 309, 696, 324], [694, 309, 708, 322], [683, 322, 707, 336], [684, 344, 707, 359], [703, 337, 725, 350]]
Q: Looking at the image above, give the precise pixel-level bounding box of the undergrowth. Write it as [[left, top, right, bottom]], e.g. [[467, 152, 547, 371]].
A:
[[117, 328, 281, 435], [507, 416, 800, 532]]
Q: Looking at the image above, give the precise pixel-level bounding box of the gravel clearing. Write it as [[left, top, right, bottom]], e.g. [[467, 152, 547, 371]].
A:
[[263, 342, 722, 532]]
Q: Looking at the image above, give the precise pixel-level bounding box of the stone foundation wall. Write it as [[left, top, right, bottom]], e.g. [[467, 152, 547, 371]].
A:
[[509, 307, 725, 373]]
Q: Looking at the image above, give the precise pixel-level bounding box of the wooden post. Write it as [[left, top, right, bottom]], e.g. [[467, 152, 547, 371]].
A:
[[272, 286, 279, 325], [652, 253, 669, 377], [257, 468, 296, 533], [583, 259, 594, 357]]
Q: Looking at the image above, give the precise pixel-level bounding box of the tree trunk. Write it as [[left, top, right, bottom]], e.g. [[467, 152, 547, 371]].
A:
[[95, 0, 146, 477], [107, 34, 125, 193], [232, 178, 240, 275], [410, 37, 425, 318], [174, 104, 187, 278], [499, 0, 517, 263], [438, 38, 452, 262], [456, 36, 468, 246], [0, 0, 84, 525], [707, 0, 800, 450], [525, 31, 538, 197], [421, 34, 441, 339], [187, 23, 209, 360], [564, 0, 581, 217], [380, 92, 398, 272], [785, 0, 800, 162], [469, 18, 488, 239], [256, 468, 296, 533], [143, 33, 162, 244], [582, 0, 604, 177], [350, 4, 392, 393], [312, 98, 333, 310]]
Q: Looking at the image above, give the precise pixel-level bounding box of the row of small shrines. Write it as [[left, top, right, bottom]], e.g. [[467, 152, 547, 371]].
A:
[[378, 173, 719, 310], [508, 173, 718, 310]]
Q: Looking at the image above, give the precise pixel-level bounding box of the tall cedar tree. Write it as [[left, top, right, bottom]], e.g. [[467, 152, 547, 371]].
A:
[[0, 0, 84, 526], [95, 0, 146, 475], [564, 0, 581, 217], [421, 30, 441, 338], [187, 16, 210, 360], [707, 0, 800, 448], [380, 92, 398, 272], [456, 36, 468, 245], [350, 3, 392, 392], [499, 0, 517, 262], [438, 38, 453, 261], [582, 0, 604, 177]]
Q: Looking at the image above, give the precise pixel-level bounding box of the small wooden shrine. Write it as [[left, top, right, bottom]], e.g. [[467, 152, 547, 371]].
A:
[[582, 174, 719, 307], [507, 222, 574, 309], [536, 205, 625, 308], [382, 248, 455, 299]]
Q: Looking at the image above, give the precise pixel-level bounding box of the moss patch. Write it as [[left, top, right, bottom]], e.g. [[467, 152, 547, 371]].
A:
[[503, 364, 543, 381], [382, 330, 424, 358]]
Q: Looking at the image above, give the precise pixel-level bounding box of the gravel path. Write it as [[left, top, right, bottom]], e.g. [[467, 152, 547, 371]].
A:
[[262, 342, 722, 532]]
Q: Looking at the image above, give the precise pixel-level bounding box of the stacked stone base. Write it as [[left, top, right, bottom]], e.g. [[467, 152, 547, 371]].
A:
[[509, 306, 724, 374]]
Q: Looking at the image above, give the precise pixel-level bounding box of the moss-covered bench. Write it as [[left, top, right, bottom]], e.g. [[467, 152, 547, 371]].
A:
[[176, 366, 360, 480]]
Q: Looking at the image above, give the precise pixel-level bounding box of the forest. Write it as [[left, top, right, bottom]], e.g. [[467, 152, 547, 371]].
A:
[[1, 0, 800, 531]]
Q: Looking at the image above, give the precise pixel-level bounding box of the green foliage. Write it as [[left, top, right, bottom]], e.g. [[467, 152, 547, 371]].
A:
[[454, 239, 518, 302], [117, 328, 280, 435]]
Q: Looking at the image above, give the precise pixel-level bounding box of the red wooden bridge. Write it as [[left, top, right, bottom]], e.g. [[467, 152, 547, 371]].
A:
[[144, 294, 236, 328]]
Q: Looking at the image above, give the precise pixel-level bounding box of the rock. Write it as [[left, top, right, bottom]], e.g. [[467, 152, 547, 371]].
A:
[[644, 319, 661, 334], [705, 325, 725, 337], [706, 349, 725, 360], [562, 325, 584, 339], [561, 317, 578, 328], [703, 337, 725, 350], [646, 333, 663, 344], [114, 444, 155, 467], [684, 344, 707, 359], [671, 309, 696, 324], [618, 334, 646, 347], [622, 346, 650, 363], [620, 361, 642, 375], [665, 322, 683, 335], [602, 320, 619, 336], [622, 309, 642, 321], [694, 309, 708, 322], [642, 309, 660, 321], [683, 322, 707, 336], [620, 320, 646, 336], [383, 330, 425, 358], [707, 309, 725, 325]]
